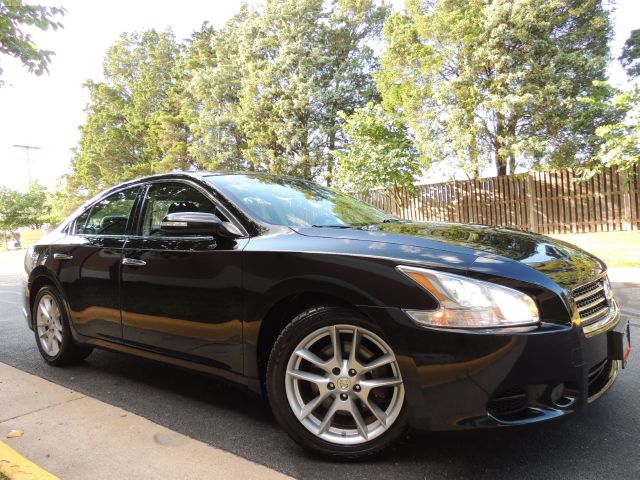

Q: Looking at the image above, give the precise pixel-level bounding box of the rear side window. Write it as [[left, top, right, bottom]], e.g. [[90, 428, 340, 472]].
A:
[[140, 182, 226, 237], [76, 188, 139, 236]]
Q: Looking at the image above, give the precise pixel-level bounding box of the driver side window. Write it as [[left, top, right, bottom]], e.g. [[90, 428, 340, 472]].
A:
[[141, 182, 226, 237]]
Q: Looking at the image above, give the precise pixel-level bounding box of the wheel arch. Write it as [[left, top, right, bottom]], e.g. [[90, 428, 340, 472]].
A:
[[254, 287, 378, 394], [27, 268, 65, 328]]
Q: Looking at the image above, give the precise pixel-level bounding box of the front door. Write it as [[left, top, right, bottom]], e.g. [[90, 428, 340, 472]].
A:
[[120, 181, 247, 374]]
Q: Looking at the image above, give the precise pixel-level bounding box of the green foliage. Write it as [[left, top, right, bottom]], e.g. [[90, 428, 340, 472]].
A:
[[620, 29, 640, 79], [61, 0, 629, 207], [71, 29, 182, 195], [377, 0, 616, 177], [235, 0, 327, 177], [181, 17, 250, 172], [334, 103, 421, 206], [0, 183, 51, 230], [0, 0, 65, 83], [44, 179, 86, 225], [578, 82, 640, 178], [70, 0, 387, 193], [185, 0, 387, 181]]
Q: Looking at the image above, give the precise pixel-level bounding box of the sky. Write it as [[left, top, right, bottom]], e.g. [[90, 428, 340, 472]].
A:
[[0, 0, 638, 192]]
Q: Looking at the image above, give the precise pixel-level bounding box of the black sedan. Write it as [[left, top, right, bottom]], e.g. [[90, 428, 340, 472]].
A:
[[23, 172, 631, 459]]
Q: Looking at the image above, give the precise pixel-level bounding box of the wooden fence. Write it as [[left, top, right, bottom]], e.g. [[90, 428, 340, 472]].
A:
[[364, 165, 640, 234]]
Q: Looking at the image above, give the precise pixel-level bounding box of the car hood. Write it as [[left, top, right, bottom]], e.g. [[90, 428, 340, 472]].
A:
[[294, 222, 605, 289]]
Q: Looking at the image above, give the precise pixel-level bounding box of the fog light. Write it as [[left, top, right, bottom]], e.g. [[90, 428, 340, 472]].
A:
[[550, 383, 565, 404], [550, 383, 576, 408]]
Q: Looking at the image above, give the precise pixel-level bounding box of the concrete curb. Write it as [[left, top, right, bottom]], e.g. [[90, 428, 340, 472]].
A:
[[0, 362, 291, 480], [0, 440, 59, 480]]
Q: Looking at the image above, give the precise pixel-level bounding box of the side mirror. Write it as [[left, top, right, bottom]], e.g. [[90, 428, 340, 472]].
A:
[[160, 212, 243, 238]]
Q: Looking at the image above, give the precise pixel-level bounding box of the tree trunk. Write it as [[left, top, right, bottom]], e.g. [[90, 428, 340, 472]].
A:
[[465, 108, 480, 179], [507, 117, 518, 175], [392, 182, 404, 212], [326, 129, 336, 187], [301, 123, 312, 179], [270, 139, 279, 173], [469, 131, 480, 179], [508, 152, 517, 175], [494, 111, 507, 176]]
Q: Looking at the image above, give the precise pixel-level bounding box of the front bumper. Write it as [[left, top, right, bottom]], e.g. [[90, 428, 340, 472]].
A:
[[359, 306, 628, 431]]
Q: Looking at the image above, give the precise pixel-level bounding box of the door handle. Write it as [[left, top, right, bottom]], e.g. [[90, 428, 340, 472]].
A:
[[122, 258, 146, 266], [53, 253, 74, 261]]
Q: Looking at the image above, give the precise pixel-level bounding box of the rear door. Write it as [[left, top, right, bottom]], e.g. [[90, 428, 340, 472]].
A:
[[120, 180, 247, 373], [51, 185, 142, 341]]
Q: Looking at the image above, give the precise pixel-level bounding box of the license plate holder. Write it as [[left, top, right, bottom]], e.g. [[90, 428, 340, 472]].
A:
[[608, 318, 631, 368]]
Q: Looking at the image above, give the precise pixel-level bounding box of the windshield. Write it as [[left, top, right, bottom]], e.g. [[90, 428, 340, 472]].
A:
[[206, 174, 397, 227]]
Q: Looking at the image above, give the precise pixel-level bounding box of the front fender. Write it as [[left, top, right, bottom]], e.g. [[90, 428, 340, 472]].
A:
[[240, 250, 442, 383], [23, 244, 52, 328]]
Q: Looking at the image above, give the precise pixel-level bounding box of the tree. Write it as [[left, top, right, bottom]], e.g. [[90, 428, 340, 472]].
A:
[[0, 183, 50, 230], [0, 187, 20, 231], [318, 0, 389, 184], [236, 0, 328, 177], [70, 1, 387, 190], [45, 177, 86, 225], [577, 81, 639, 178], [578, 28, 640, 179], [378, 0, 616, 177], [620, 29, 640, 79], [592, 86, 640, 174], [0, 1, 65, 84], [182, 14, 253, 172], [71, 29, 181, 194], [182, 0, 387, 180], [333, 103, 421, 207], [20, 182, 50, 227]]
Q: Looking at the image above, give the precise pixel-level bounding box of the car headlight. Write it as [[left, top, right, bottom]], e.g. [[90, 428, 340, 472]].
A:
[[397, 266, 540, 329]]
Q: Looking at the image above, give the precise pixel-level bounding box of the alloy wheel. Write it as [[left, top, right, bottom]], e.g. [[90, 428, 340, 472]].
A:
[[285, 324, 404, 445], [36, 293, 64, 357]]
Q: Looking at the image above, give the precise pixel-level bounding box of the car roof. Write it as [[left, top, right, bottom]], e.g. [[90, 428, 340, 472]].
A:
[[81, 170, 316, 221], [126, 170, 303, 181], [115, 171, 314, 189]]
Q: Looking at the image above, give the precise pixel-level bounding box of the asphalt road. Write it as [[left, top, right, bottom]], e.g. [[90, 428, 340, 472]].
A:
[[1, 266, 639, 479]]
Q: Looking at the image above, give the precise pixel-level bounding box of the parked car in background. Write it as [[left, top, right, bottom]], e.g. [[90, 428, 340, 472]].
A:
[[22, 172, 631, 459], [4, 239, 22, 250]]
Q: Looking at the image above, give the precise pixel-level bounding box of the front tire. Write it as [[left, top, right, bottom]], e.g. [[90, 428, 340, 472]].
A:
[[266, 306, 408, 460], [33, 285, 93, 366]]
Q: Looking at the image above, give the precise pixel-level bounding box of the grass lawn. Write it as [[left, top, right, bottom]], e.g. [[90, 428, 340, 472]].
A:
[[550, 231, 640, 268]]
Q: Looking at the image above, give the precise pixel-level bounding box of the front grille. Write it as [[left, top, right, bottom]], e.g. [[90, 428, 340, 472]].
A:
[[572, 279, 610, 326]]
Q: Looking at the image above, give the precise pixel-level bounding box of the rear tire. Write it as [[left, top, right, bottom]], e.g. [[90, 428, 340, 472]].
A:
[[33, 285, 93, 366], [266, 306, 408, 460]]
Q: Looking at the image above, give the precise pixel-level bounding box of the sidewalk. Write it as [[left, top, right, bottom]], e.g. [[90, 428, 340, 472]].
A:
[[0, 363, 290, 480]]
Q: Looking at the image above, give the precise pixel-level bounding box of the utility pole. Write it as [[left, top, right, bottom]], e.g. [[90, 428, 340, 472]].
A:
[[12, 144, 40, 184]]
